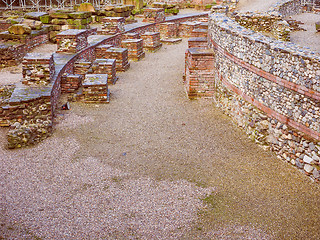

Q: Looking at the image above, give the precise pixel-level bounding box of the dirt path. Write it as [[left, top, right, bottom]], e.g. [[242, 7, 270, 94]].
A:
[[2, 38, 320, 239]]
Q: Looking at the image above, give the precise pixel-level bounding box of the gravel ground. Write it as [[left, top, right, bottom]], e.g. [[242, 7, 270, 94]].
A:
[[1, 38, 320, 239], [2, 6, 320, 240]]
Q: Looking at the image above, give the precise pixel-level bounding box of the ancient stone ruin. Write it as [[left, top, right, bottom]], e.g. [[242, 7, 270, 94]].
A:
[[1, 0, 320, 184]]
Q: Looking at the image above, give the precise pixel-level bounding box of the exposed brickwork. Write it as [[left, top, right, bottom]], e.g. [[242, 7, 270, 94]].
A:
[[22, 53, 55, 85], [141, 32, 162, 52], [95, 44, 113, 59], [191, 28, 207, 38], [100, 17, 125, 35], [61, 74, 84, 93], [123, 32, 140, 40], [0, 13, 209, 149], [56, 29, 88, 53], [121, 39, 145, 61], [74, 60, 92, 76], [82, 74, 109, 103], [159, 22, 179, 38], [0, 31, 48, 68], [103, 47, 130, 72], [179, 21, 201, 38], [91, 59, 117, 84], [143, 8, 166, 23], [185, 47, 215, 99], [188, 37, 208, 48]]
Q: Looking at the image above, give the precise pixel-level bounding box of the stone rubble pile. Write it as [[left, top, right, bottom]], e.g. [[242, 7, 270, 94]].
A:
[[48, 10, 92, 42]]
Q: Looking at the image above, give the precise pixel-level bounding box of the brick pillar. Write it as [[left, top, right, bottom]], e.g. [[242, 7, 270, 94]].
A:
[[185, 48, 215, 99], [121, 39, 145, 61], [141, 32, 162, 52], [56, 29, 88, 53], [22, 53, 55, 85], [188, 37, 208, 49]]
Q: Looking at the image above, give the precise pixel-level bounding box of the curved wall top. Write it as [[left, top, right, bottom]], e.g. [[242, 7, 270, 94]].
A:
[[208, 7, 320, 140]]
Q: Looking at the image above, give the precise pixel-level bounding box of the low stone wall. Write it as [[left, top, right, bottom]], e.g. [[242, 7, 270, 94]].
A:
[[208, 12, 320, 179], [268, 0, 302, 17], [1, 12, 208, 149], [231, 12, 290, 41], [0, 32, 48, 68]]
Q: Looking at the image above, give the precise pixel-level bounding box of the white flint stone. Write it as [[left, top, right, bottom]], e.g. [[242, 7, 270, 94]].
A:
[[303, 155, 313, 164]]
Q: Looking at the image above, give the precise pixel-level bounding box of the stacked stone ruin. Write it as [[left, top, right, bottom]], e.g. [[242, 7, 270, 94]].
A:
[[182, 0, 320, 181], [141, 32, 162, 52], [100, 17, 125, 35]]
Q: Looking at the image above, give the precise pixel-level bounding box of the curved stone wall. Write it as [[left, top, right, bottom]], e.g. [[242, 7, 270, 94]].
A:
[[208, 5, 320, 178]]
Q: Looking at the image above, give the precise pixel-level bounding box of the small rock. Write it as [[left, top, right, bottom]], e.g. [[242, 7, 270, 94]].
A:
[[303, 155, 313, 164], [313, 169, 320, 179], [295, 159, 304, 169], [309, 142, 316, 151], [304, 164, 314, 173], [290, 159, 296, 165]]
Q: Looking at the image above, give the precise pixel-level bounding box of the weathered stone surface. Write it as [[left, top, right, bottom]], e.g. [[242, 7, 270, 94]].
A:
[[78, 3, 95, 12], [20, 19, 43, 30], [49, 11, 71, 19], [304, 164, 314, 174], [69, 11, 92, 19], [25, 12, 48, 21], [8, 24, 31, 35]]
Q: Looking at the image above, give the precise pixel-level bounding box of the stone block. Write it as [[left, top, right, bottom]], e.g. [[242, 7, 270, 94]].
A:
[[143, 8, 165, 23], [69, 11, 92, 19], [49, 11, 71, 19], [22, 53, 55, 85], [91, 58, 117, 84], [159, 22, 178, 38], [141, 31, 162, 52], [82, 74, 109, 103], [121, 38, 145, 61], [103, 47, 130, 71], [8, 24, 31, 35], [61, 74, 84, 93], [56, 29, 88, 53]]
